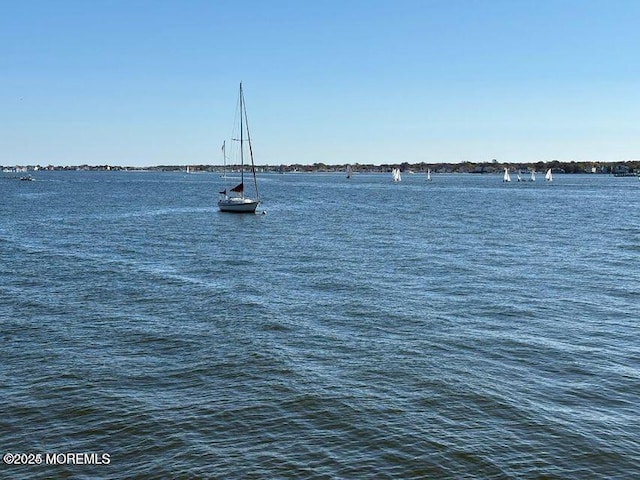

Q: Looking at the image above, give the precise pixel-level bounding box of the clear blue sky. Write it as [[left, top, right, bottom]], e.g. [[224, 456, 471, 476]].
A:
[[2, 0, 639, 166]]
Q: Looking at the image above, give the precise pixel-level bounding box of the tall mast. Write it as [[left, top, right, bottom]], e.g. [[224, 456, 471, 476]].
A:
[[241, 84, 260, 200], [239, 82, 244, 196]]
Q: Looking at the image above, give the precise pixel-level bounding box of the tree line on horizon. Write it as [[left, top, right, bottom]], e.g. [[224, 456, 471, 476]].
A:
[[291, 159, 639, 175], [3, 159, 639, 174]]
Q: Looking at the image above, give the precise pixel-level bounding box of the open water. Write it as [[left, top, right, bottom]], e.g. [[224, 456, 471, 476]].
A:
[[1, 171, 639, 479]]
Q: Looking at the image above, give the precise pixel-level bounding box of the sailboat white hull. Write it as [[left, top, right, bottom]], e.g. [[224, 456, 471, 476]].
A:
[[218, 197, 259, 213]]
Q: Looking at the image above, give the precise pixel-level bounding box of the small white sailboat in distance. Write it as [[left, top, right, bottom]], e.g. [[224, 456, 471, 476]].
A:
[[545, 168, 553, 182], [530, 170, 536, 182], [503, 168, 511, 182], [392, 168, 402, 182], [346, 165, 352, 179], [218, 83, 260, 213], [426, 168, 432, 181]]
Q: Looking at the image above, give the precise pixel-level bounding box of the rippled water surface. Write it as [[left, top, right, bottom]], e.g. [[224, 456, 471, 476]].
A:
[[1, 171, 639, 479]]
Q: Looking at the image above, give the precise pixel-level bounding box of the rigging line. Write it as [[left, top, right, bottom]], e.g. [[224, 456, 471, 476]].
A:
[[241, 84, 259, 200], [239, 82, 244, 196]]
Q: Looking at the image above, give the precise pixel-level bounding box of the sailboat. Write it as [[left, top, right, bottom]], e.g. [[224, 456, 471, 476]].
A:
[[530, 170, 536, 182], [346, 165, 352, 179], [545, 168, 553, 182], [218, 83, 260, 213], [426, 168, 432, 181], [392, 168, 402, 182], [503, 168, 511, 182]]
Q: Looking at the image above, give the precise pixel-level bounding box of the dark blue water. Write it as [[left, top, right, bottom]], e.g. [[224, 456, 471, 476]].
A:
[[2, 171, 639, 479]]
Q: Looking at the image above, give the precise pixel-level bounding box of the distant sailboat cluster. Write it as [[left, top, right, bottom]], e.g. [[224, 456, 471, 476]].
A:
[[503, 168, 546, 183]]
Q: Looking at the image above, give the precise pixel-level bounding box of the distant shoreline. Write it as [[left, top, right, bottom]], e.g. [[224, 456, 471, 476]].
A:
[[3, 160, 639, 176]]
